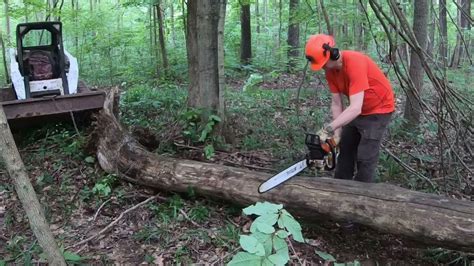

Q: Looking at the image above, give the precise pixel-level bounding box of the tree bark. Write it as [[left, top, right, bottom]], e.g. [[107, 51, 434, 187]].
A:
[[4, 0, 11, 42], [95, 89, 474, 252], [287, 0, 300, 72], [0, 28, 10, 83], [72, 0, 79, 52], [240, 2, 252, 64], [450, 0, 471, 67], [403, 0, 428, 128], [426, 0, 435, 58], [439, 0, 448, 67], [156, 1, 169, 71], [186, 0, 220, 110], [0, 106, 66, 265], [255, 0, 260, 34], [170, 1, 176, 47], [217, 0, 227, 119]]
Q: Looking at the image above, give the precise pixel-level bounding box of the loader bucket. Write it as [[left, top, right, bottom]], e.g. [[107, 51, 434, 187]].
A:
[[0, 86, 105, 129]]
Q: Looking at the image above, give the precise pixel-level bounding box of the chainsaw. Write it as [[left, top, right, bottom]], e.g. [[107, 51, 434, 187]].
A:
[[258, 133, 338, 193]]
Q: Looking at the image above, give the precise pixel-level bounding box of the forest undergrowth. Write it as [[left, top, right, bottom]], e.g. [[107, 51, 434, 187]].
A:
[[0, 73, 472, 265]]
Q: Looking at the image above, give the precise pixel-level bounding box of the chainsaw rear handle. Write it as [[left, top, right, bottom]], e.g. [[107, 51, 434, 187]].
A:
[[305, 133, 337, 170]]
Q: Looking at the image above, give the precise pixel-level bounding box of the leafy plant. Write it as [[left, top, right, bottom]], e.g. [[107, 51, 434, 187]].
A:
[[425, 248, 473, 265], [242, 73, 264, 92], [92, 174, 118, 198], [181, 109, 221, 159], [189, 205, 210, 223], [228, 202, 304, 266]]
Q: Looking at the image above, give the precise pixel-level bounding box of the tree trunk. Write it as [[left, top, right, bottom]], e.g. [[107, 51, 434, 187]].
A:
[[152, 2, 160, 76], [170, 1, 176, 47], [4, 0, 11, 42], [186, 0, 220, 110], [217, 0, 227, 118], [73, 0, 79, 52], [319, 0, 332, 36], [182, 0, 187, 40], [149, 3, 154, 69], [426, 0, 435, 58], [240, 2, 252, 65], [0, 106, 66, 265], [403, 0, 428, 127], [287, 0, 300, 72], [450, 0, 462, 68], [94, 89, 474, 253], [255, 0, 260, 34], [156, 2, 168, 72], [450, 0, 471, 67], [439, 0, 448, 67], [0, 28, 10, 83], [278, 0, 282, 51], [24, 1, 29, 23]]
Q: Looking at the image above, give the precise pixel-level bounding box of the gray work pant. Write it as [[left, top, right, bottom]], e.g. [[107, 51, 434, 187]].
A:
[[334, 113, 392, 183]]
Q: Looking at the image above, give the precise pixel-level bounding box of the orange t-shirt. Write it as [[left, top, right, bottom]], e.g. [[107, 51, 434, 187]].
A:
[[325, 50, 395, 115]]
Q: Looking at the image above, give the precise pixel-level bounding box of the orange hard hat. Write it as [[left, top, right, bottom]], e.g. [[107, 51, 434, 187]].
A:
[[305, 34, 336, 71]]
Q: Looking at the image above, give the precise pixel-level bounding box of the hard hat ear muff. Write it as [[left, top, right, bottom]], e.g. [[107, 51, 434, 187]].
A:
[[322, 43, 340, 61]]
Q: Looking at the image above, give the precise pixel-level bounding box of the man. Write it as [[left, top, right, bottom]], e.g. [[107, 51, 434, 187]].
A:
[[305, 34, 395, 183]]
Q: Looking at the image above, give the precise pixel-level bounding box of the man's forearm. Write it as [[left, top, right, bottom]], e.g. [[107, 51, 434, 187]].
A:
[[329, 106, 361, 131], [331, 104, 344, 135]]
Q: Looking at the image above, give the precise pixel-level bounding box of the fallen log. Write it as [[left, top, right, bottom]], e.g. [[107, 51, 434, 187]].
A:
[[95, 88, 474, 252]]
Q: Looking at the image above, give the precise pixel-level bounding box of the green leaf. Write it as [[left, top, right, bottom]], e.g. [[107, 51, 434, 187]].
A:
[[209, 114, 221, 122], [84, 156, 95, 163], [281, 209, 295, 218], [254, 243, 266, 256], [268, 253, 289, 265], [273, 236, 289, 261], [243, 202, 283, 216], [228, 252, 262, 266], [276, 230, 289, 238], [315, 250, 336, 262], [199, 129, 209, 142], [261, 257, 274, 266], [254, 213, 278, 226], [277, 216, 285, 229], [203, 144, 215, 159], [255, 222, 275, 234], [63, 251, 83, 262], [0, 260, 5, 266], [239, 235, 258, 253], [239, 235, 265, 256], [252, 232, 272, 255], [346, 260, 361, 266], [281, 213, 304, 243]]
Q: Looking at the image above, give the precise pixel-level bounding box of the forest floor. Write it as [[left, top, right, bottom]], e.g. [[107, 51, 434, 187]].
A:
[[0, 74, 473, 265]]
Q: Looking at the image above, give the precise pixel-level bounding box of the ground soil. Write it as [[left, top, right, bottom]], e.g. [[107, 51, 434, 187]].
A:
[[1, 75, 472, 265]]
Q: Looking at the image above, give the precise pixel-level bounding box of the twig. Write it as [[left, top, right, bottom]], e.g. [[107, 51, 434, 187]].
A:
[[179, 208, 202, 228], [69, 111, 80, 136], [93, 197, 114, 222], [287, 238, 304, 265], [382, 145, 437, 190], [67, 194, 159, 249]]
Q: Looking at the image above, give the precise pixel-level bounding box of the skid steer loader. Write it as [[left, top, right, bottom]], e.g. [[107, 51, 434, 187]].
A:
[[0, 21, 105, 128]]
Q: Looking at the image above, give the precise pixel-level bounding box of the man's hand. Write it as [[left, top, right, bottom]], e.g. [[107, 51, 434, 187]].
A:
[[317, 124, 335, 142]]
